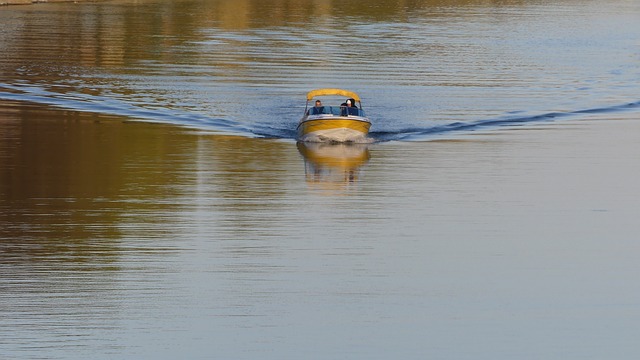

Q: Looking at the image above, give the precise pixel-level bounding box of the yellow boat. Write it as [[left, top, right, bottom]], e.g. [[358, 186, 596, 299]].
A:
[[297, 88, 371, 143]]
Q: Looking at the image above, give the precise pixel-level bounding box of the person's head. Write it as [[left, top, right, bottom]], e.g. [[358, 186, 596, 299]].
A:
[[346, 99, 352, 107], [315, 100, 322, 107]]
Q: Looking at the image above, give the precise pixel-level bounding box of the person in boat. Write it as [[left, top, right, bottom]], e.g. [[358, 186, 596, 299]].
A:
[[311, 100, 325, 115], [341, 98, 359, 116]]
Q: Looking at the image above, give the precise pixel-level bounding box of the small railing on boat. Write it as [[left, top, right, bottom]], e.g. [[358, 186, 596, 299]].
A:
[[306, 106, 366, 117]]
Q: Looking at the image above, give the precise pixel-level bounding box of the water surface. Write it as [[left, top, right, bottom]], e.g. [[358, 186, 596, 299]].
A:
[[1, 0, 639, 138], [1, 0, 640, 359]]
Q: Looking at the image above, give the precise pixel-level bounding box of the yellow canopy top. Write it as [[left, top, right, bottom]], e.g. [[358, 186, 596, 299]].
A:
[[306, 88, 361, 102]]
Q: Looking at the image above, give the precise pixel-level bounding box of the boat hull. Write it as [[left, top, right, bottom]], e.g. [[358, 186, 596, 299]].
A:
[[297, 118, 371, 143]]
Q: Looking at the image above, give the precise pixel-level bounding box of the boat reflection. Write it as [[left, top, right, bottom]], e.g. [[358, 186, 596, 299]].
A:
[[296, 142, 371, 189]]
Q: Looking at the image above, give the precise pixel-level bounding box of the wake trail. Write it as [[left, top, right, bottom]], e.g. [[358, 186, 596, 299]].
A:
[[371, 100, 640, 142], [2, 83, 638, 142]]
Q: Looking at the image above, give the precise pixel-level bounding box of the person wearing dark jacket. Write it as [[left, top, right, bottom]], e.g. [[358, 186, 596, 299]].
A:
[[311, 100, 325, 115]]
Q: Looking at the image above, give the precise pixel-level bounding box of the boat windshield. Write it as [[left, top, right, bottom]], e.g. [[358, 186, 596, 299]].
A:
[[308, 106, 366, 117]]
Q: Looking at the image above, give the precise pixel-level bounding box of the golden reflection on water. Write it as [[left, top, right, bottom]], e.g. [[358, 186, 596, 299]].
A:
[[0, 101, 298, 265], [0, 0, 543, 71], [2, 0, 640, 358], [297, 142, 370, 190]]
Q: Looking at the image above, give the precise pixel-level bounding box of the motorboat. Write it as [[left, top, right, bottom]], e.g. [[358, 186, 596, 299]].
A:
[[297, 88, 371, 143]]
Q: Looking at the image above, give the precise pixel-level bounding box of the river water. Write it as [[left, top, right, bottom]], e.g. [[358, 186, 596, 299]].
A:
[[1, 0, 640, 359]]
